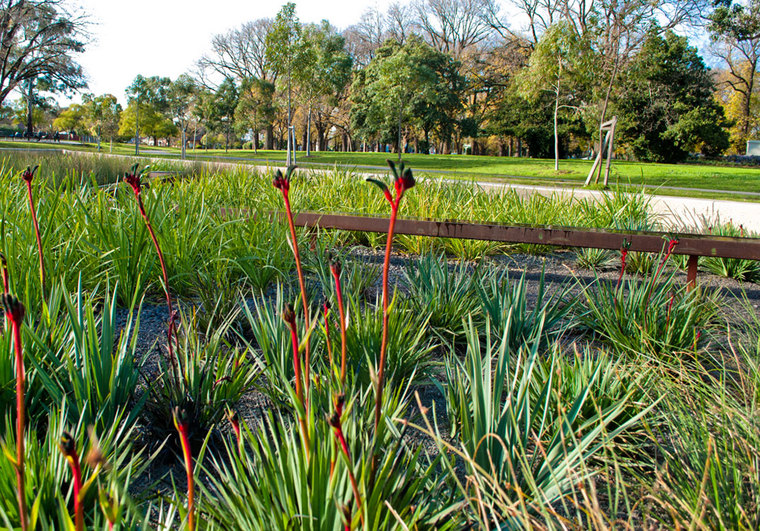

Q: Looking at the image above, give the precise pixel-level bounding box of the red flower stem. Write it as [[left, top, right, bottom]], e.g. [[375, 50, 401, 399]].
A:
[[1, 255, 8, 294], [370, 200, 399, 487], [135, 196, 178, 371], [25, 181, 45, 300], [9, 313, 27, 531], [324, 302, 333, 370], [282, 192, 311, 400], [69, 453, 84, 531], [331, 267, 348, 386], [332, 419, 364, 529], [176, 423, 195, 531], [286, 316, 310, 452]]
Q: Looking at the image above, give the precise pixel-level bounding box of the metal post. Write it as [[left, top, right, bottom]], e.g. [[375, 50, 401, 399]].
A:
[[687, 255, 699, 291]]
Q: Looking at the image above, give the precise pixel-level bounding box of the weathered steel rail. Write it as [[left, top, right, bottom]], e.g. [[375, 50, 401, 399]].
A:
[[218, 208, 760, 288], [292, 212, 760, 289]]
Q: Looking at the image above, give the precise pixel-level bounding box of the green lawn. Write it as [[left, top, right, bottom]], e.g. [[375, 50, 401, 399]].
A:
[[3, 140, 760, 198]]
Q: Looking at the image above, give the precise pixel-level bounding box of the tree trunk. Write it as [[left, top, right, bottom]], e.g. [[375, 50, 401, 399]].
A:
[[397, 108, 403, 162], [181, 128, 186, 159], [25, 78, 33, 135], [554, 85, 560, 171], [266, 124, 274, 150], [306, 106, 312, 156]]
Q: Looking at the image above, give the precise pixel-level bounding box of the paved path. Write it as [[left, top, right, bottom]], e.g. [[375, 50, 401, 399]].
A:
[[464, 180, 760, 232]]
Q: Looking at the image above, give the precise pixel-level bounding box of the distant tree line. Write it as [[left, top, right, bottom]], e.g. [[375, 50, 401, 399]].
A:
[[42, 0, 760, 163]]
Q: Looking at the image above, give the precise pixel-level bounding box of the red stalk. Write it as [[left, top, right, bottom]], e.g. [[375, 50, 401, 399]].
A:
[[3, 296, 27, 531], [22, 167, 45, 300], [330, 261, 348, 386], [329, 400, 364, 529], [324, 301, 333, 369], [281, 191, 311, 396], [366, 161, 414, 488], [173, 409, 195, 531], [59, 432, 83, 531], [125, 167, 178, 372], [284, 306, 310, 451], [273, 168, 312, 404]]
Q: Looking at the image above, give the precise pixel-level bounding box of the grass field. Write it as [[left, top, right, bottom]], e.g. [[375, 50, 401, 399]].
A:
[[3, 140, 760, 198]]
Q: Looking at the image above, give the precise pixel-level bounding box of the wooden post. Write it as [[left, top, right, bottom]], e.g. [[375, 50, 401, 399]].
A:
[[687, 255, 699, 291]]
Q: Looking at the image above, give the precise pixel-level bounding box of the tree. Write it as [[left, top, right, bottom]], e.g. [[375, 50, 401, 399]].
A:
[[197, 18, 274, 84], [295, 21, 352, 155], [351, 36, 464, 159], [709, 0, 760, 151], [52, 102, 86, 135], [516, 21, 588, 169], [616, 30, 729, 162], [413, 0, 495, 60], [235, 76, 276, 152], [0, 0, 88, 107], [198, 77, 238, 151], [266, 2, 305, 163], [120, 75, 176, 150], [167, 74, 199, 159], [81, 93, 120, 150]]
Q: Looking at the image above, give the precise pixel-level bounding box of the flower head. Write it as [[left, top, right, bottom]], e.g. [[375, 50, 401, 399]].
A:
[[367, 160, 416, 206], [273, 165, 297, 194], [124, 163, 150, 198], [172, 406, 190, 432], [0, 294, 24, 323], [58, 431, 77, 459], [282, 303, 297, 327], [21, 165, 38, 184]]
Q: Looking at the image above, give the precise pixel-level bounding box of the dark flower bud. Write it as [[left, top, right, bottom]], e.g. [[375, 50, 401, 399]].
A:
[[0, 294, 24, 322], [21, 165, 38, 184], [282, 303, 296, 325], [172, 406, 190, 429], [59, 431, 76, 458], [327, 412, 340, 428], [272, 169, 290, 192]]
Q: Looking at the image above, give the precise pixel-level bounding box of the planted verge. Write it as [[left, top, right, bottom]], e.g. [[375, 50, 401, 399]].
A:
[[0, 154, 754, 528]]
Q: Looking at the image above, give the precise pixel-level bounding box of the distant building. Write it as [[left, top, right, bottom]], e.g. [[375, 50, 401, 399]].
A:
[[747, 140, 760, 156]]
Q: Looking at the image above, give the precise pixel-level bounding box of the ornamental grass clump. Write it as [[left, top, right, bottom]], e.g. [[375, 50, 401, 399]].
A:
[[581, 244, 720, 358], [1, 294, 27, 531]]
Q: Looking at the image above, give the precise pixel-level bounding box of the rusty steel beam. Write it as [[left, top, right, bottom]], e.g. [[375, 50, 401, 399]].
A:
[[293, 212, 760, 261]]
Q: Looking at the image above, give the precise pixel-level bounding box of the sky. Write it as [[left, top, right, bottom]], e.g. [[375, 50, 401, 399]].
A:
[[67, 0, 400, 105]]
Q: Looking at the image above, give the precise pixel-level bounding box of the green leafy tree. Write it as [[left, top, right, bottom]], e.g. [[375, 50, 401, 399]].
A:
[[516, 22, 590, 170], [81, 94, 121, 150], [0, 1, 88, 107], [168, 74, 199, 159], [235, 77, 276, 152], [197, 78, 239, 151], [266, 3, 306, 160], [616, 29, 729, 162], [120, 75, 177, 148], [350, 35, 463, 159], [295, 21, 352, 155], [53, 103, 87, 136], [709, 0, 760, 151]]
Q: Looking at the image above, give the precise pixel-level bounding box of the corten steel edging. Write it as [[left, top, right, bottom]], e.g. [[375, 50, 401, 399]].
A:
[[292, 212, 760, 261]]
